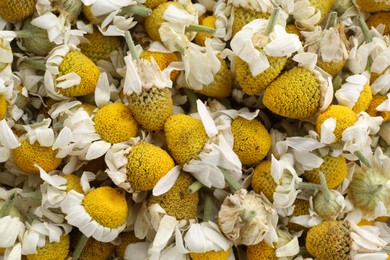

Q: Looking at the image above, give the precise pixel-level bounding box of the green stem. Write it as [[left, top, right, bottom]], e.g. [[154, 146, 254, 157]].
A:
[[20, 191, 42, 201], [72, 234, 89, 260], [15, 30, 32, 38], [332, 75, 343, 92], [297, 182, 322, 190], [23, 58, 46, 71], [188, 181, 204, 193], [264, 7, 280, 36], [185, 25, 215, 34], [325, 12, 338, 30], [219, 167, 242, 192], [319, 172, 331, 202], [354, 151, 372, 168], [203, 193, 212, 222], [26, 211, 36, 223], [358, 17, 373, 68], [121, 4, 152, 17], [184, 88, 198, 114], [124, 30, 139, 61], [0, 192, 16, 218]]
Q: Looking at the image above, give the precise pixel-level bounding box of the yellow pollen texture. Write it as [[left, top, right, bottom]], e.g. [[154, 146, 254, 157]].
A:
[[83, 186, 128, 228], [93, 103, 139, 144], [190, 250, 230, 260], [0, 94, 7, 120], [12, 140, 62, 174], [247, 240, 276, 260], [63, 174, 83, 194], [251, 160, 276, 202], [26, 234, 70, 260]]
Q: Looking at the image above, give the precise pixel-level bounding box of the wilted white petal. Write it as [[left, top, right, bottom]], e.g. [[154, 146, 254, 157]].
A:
[[153, 165, 181, 196], [86, 141, 111, 160]]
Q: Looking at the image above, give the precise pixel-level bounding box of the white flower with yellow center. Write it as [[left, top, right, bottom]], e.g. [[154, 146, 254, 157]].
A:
[[21, 220, 71, 255], [61, 185, 128, 242], [230, 18, 301, 77], [335, 74, 370, 111]]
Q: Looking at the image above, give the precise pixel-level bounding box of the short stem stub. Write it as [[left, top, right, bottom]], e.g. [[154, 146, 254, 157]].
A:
[[203, 193, 212, 222], [188, 181, 204, 193], [264, 7, 280, 36], [185, 25, 215, 34], [325, 12, 338, 30], [121, 4, 152, 16], [297, 182, 322, 190], [184, 88, 198, 114], [124, 30, 139, 61], [354, 150, 372, 168], [319, 172, 331, 202]]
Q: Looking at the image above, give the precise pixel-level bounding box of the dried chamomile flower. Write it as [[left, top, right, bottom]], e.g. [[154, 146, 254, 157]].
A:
[[367, 94, 390, 122], [148, 172, 199, 220], [0, 0, 36, 22], [123, 34, 173, 131], [45, 45, 100, 98], [247, 228, 299, 260], [140, 47, 180, 82], [301, 18, 349, 77], [12, 140, 62, 174], [164, 114, 208, 166], [127, 142, 175, 191], [218, 189, 278, 246], [61, 187, 128, 242], [26, 234, 70, 260], [306, 220, 387, 260], [231, 117, 271, 165], [303, 155, 348, 189], [78, 27, 121, 63], [263, 66, 330, 119], [316, 104, 358, 141], [93, 103, 139, 144], [79, 237, 115, 260], [367, 12, 390, 36], [251, 160, 276, 202], [292, 0, 334, 30], [355, 0, 390, 12], [231, 10, 301, 95], [335, 74, 373, 114], [115, 231, 141, 259]]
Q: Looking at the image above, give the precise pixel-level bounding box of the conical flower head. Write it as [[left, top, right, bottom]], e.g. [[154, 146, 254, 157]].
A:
[[251, 160, 275, 202], [128, 87, 173, 131], [355, 0, 390, 12], [79, 29, 121, 63], [306, 221, 351, 260], [127, 142, 175, 191], [57, 50, 100, 97], [232, 7, 269, 37], [0, 0, 36, 22], [303, 155, 348, 189], [231, 117, 271, 165], [236, 54, 288, 95], [367, 12, 390, 36], [164, 114, 207, 166], [262, 67, 322, 119]]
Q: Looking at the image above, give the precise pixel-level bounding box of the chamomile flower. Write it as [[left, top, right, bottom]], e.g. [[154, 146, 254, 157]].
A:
[[335, 74, 373, 114], [44, 44, 100, 99], [346, 148, 390, 222], [231, 15, 301, 95], [218, 189, 278, 246], [164, 100, 242, 190], [61, 186, 128, 242], [25, 234, 70, 260]]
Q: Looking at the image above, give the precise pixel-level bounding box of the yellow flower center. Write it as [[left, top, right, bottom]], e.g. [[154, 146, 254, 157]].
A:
[[12, 140, 62, 174], [0, 94, 7, 120], [26, 234, 70, 260], [79, 237, 115, 260], [247, 241, 276, 260], [251, 160, 276, 202], [190, 250, 230, 260], [127, 142, 175, 191], [316, 105, 358, 141], [63, 174, 83, 194], [93, 103, 138, 144], [83, 187, 128, 228]]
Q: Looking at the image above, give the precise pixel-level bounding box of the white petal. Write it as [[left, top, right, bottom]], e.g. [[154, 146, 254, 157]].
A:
[[293, 52, 317, 71], [196, 100, 218, 137], [148, 215, 177, 259], [153, 165, 181, 196], [320, 118, 337, 144], [0, 217, 22, 247], [86, 141, 111, 160], [56, 72, 82, 89], [5, 243, 22, 260], [52, 127, 74, 150], [275, 236, 299, 257], [94, 72, 111, 108], [124, 242, 151, 260], [0, 120, 19, 149]]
